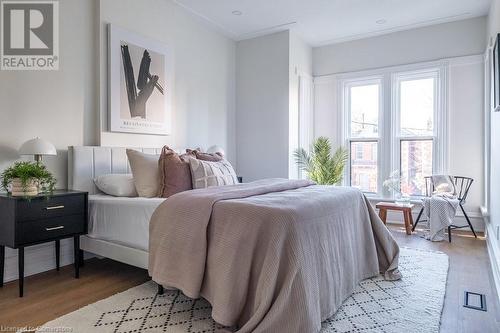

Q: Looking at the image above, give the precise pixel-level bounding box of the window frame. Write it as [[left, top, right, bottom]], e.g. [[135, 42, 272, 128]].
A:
[[339, 62, 449, 199], [342, 77, 384, 194], [392, 68, 445, 197]]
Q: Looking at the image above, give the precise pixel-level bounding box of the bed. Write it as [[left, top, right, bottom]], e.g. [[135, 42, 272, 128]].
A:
[[69, 146, 400, 332], [149, 178, 401, 333], [87, 194, 164, 251], [68, 146, 165, 268]]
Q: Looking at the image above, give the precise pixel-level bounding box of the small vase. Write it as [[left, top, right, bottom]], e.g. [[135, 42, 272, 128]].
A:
[[11, 178, 38, 196], [395, 193, 411, 206]]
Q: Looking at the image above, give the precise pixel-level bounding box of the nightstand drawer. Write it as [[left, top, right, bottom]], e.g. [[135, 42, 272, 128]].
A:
[[16, 195, 85, 222], [18, 215, 85, 245]]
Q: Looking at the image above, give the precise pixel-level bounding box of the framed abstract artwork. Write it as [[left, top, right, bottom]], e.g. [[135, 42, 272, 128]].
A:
[[494, 33, 500, 112], [108, 24, 172, 135]]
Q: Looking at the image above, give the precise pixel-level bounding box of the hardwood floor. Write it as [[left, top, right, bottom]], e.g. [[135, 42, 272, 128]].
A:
[[0, 258, 150, 332], [390, 225, 500, 333], [0, 226, 499, 332]]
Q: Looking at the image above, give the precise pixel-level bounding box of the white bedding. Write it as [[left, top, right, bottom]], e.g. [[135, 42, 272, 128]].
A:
[[88, 194, 165, 251]]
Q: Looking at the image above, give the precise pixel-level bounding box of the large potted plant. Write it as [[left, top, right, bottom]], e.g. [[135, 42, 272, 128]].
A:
[[1, 161, 56, 196], [294, 137, 348, 185]]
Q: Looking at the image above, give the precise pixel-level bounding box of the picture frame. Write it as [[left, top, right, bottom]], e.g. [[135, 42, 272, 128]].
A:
[[494, 33, 500, 112], [108, 24, 173, 135]]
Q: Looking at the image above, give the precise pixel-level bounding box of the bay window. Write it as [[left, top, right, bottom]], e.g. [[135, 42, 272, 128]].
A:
[[341, 64, 447, 198]]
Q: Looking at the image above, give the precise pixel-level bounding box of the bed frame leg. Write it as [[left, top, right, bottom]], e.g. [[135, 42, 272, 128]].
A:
[[157, 283, 164, 295]]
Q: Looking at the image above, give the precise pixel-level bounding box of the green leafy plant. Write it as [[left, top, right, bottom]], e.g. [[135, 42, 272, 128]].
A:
[[294, 137, 348, 185], [1, 161, 56, 195]]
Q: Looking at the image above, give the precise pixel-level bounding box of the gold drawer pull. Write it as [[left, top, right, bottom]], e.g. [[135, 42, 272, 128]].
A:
[[45, 205, 65, 210], [46, 226, 65, 231]]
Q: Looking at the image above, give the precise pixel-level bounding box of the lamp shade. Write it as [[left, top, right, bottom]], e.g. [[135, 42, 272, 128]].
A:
[[207, 145, 225, 157], [19, 137, 57, 156]]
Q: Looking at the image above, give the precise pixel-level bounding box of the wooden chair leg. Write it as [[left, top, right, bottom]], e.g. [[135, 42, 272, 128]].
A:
[[448, 226, 452, 243], [403, 211, 412, 235], [378, 209, 387, 224]]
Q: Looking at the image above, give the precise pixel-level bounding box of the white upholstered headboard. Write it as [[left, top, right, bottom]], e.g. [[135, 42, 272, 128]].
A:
[[68, 146, 163, 194]]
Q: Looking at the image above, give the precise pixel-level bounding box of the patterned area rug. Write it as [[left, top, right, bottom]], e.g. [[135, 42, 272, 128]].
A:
[[36, 247, 448, 333]]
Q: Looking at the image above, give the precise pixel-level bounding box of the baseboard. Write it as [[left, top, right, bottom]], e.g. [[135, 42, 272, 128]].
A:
[[3, 239, 75, 283], [486, 222, 500, 302]]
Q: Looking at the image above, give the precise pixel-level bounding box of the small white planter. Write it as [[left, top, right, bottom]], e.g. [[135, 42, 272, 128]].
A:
[[11, 178, 38, 196]]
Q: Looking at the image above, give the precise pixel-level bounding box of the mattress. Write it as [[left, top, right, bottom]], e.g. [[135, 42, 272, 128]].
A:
[[88, 194, 165, 251]]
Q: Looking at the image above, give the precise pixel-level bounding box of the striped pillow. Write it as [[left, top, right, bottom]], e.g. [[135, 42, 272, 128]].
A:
[[189, 158, 238, 189]]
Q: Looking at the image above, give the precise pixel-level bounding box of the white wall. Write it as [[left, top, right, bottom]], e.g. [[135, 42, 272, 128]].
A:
[[236, 31, 291, 181], [235, 30, 312, 182], [312, 18, 487, 230], [99, 0, 236, 163], [0, 0, 236, 283], [0, 0, 96, 283], [447, 57, 484, 213], [485, 0, 500, 291], [487, 0, 500, 227], [313, 17, 486, 76], [289, 32, 313, 178], [0, 0, 96, 187]]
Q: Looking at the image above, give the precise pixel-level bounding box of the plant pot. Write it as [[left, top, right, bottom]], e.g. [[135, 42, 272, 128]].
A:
[[11, 178, 38, 196]]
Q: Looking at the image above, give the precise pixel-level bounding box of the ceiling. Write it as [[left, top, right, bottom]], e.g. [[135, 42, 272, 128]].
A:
[[174, 0, 491, 46]]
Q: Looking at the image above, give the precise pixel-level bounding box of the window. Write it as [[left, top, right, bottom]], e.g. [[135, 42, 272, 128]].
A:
[[400, 139, 433, 195], [350, 141, 378, 193], [395, 74, 438, 196], [341, 65, 447, 198], [345, 79, 381, 193]]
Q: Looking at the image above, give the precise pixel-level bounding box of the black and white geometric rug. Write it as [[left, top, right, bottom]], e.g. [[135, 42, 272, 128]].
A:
[[36, 247, 448, 333]]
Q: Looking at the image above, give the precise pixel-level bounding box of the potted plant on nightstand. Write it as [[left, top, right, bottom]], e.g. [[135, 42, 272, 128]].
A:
[[294, 136, 348, 185], [1, 161, 56, 196]]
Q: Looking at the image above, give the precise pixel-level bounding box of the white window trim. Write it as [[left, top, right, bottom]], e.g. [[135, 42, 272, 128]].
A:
[[391, 67, 449, 196], [338, 60, 449, 199], [341, 76, 384, 194]]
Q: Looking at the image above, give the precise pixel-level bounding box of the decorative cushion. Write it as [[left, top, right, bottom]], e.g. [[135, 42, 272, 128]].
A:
[[94, 174, 138, 197], [126, 149, 160, 198], [189, 158, 238, 189], [186, 148, 224, 162], [158, 146, 196, 198]]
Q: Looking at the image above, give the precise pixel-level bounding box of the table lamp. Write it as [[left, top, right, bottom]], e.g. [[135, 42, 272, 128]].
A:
[[19, 137, 57, 163]]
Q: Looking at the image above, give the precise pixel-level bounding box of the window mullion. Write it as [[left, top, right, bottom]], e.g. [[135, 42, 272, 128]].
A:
[[382, 73, 393, 198]]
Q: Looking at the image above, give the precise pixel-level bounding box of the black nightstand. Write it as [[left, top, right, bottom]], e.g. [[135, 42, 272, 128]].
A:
[[0, 190, 88, 297]]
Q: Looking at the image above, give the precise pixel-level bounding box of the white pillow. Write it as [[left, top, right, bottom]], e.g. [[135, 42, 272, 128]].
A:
[[126, 149, 160, 197], [94, 174, 138, 197]]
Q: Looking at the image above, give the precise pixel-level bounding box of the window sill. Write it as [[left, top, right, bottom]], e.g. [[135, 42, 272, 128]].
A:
[[365, 195, 424, 206]]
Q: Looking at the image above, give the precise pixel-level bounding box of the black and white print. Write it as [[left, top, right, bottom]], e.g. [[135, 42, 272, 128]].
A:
[[108, 24, 172, 135]]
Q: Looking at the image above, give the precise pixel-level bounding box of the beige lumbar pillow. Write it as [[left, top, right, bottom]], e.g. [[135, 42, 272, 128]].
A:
[[189, 158, 238, 189], [126, 149, 160, 197]]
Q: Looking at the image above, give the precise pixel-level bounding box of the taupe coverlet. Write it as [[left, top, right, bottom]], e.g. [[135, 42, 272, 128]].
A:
[[149, 179, 400, 333]]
